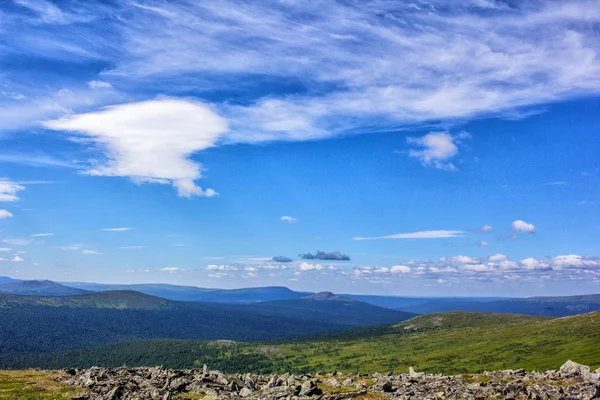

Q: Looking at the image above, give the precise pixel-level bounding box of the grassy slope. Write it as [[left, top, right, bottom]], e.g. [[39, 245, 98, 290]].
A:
[[0, 370, 86, 400], [270, 311, 599, 374], [4, 311, 598, 375]]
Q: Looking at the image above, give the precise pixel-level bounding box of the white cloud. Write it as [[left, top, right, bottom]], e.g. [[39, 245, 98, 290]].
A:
[[102, 227, 132, 232], [299, 262, 324, 271], [11, 255, 24, 262], [281, 216, 297, 223], [57, 244, 85, 250], [81, 249, 101, 255], [477, 225, 494, 232], [97, 0, 600, 139], [31, 233, 54, 237], [0, 248, 12, 252], [206, 264, 239, 271], [127, 268, 150, 273], [44, 98, 227, 197], [512, 220, 536, 233], [447, 255, 479, 264], [2, 238, 32, 246], [171, 243, 186, 247], [488, 253, 508, 262], [390, 265, 411, 274], [406, 131, 470, 170], [118, 246, 145, 250], [159, 266, 180, 273], [462, 264, 494, 272], [520, 257, 550, 270], [245, 272, 258, 278], [353, 230, 464, 240], [0, 179, 25, 202], [88, 80, 112, 89], [0, 210, 14, 220], [208, 272, 227, 279], [478, 240, 490, 247]]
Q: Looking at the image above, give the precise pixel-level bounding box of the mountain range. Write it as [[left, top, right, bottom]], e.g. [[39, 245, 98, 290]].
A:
[[1, 278, 599, 317]]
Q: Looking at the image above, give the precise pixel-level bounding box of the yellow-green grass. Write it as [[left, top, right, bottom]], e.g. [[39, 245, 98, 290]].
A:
[[249, 311, 600, 374], [0, 370, 86, 400]]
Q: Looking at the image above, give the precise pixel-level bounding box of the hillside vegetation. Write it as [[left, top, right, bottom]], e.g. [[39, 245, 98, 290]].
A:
[[0, 290, 413, 355], [2, 311, 598, 375]]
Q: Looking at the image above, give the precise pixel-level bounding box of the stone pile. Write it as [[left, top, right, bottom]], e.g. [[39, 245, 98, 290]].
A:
[[60, 360, 600, 399]]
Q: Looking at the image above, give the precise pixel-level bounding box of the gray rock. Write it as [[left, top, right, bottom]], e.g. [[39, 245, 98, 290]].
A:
[[560, 360, 592, 379]]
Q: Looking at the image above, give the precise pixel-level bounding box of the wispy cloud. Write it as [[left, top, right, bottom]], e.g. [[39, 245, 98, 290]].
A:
[[353, 230, 465, 240], [0, 179, 25, 202], [81, 249, 101, 255], [0, 153, 76, 168], [2, 238, 32, 246], [31, 233, 54, 237], [3, 1, 598, 150], [102, 227, 132, 232], [118, 246, 145, 250], [56, 244, 85, 250]]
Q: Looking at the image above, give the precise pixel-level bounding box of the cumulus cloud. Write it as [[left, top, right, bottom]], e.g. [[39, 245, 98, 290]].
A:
[[11, 255, 24, 262], [0, 210, 14, 220], [406, 131, 470, 170], [102, 227, 132, 232], [280, 216, 297, 223], [44, 98, 226, 197], [353, 230, 464, 240], [476, 225, 494, 232], [512, 220, 536, 233], [300, 251, 350, 261], [488, 254, 508, 262], [390, 265, 411, 274], [298, 262, 324, 271], [272, 256, 293, 263], [0, 179, 25, 202]]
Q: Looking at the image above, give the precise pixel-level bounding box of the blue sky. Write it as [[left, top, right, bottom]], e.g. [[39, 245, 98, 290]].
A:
[[0, 0, 599, 296]]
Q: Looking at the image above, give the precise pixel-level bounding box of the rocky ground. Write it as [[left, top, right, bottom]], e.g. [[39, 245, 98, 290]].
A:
[[59, 360, 600, 400]]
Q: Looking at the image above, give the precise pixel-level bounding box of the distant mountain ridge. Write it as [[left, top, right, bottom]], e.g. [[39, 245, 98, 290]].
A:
[[60, 281, 309, 303], [398, 294, 600, 317], [0, 280, 90, 296]]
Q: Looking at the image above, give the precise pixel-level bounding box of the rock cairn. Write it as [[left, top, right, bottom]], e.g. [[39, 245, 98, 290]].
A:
[[61, 360, 600, 399]]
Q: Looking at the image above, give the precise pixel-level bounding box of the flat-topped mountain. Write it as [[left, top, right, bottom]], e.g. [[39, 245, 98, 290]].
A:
[[302, 291, 351, 301], [61, 281, 308, 303]]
